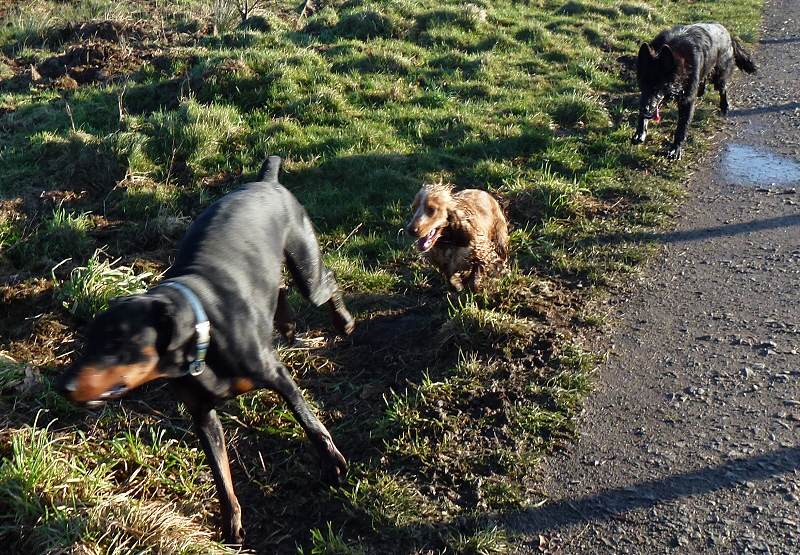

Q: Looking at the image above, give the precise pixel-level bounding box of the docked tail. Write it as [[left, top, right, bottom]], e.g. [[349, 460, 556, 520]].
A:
[[257, 155, 281, 182], [732, 37, 757, 74]]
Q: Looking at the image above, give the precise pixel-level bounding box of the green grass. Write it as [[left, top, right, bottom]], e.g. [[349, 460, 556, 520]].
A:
[[0, 0, 763, 552], [445, 526, 510, 554], [4, 206, 94, 270], [54, 249, 154, 321], [0, 414, 233, 554]]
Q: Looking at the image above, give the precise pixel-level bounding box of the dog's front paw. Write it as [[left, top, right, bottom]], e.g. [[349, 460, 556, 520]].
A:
[[331, 307, 355, 337], [328, 293, 355, 336], [278, 322, 297, 346], [223, 512, 245, 545], [448, 275, 465, 291], [631, 132, 646, 144], [320, 437, 348, 486], [667, 146, 683, 160]]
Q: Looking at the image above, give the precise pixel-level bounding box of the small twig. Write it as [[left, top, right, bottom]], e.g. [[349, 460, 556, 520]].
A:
[[230, 442, 255, 481], [298, 0, 316, 19], [335, 222, 363, 252], [117, 83, 127, 124], [64, 102, 76, 132], [50, 257, 73, 281]]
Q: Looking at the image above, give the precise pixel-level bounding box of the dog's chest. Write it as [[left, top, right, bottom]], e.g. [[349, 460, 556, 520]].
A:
[[426, 245, 472, 273]]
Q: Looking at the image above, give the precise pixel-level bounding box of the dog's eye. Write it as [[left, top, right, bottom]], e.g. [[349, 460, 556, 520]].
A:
[[425, 206, 435, 216]]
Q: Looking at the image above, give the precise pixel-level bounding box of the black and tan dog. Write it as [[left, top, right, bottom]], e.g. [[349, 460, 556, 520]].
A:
[[632, 22, 756, 160], [57, 156, 354, 544]]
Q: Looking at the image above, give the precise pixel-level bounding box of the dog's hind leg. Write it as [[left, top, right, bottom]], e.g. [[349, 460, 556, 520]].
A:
[[465, 265, 484, 292], [283, 202, 355, 336], [719, 85, 730, 115], [269, 362, 348, 485], [275, 286, 297, 345], [326, 289, 355, 336], [697, 80, 706, 98], [713, 75, 733, 115], [190, 405, 244, 544]]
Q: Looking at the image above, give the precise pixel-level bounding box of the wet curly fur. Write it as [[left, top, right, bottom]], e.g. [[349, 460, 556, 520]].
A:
[[406, 183, 508, 291]]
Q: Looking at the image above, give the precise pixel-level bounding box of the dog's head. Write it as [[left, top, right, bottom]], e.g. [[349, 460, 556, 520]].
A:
[[405, 184, 452, 252], [57, 296, 176, 405], [636, 43, 679, 122]]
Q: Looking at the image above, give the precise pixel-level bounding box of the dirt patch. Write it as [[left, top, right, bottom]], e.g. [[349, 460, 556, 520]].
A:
[[35, 42, 133, 85], [350, 307, 440, 349], [0, 0, 20, 21], [56, 20, 148, 44], [1, 19, 208, 92]]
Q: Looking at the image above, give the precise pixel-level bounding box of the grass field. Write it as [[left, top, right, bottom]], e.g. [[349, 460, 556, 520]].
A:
[[0, 0, 762, 552]]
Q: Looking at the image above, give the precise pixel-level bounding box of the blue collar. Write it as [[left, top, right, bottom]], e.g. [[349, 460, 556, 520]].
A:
[[158, 281, 210, 376]]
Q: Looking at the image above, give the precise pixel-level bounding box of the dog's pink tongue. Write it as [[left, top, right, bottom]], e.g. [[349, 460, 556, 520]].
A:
[[416, 237, 427, 251], [653, 105, 661, 124]]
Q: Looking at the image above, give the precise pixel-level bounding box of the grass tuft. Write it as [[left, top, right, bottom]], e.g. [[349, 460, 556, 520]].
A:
[[443, 296, 537, 356], [305, 522, 365, 555], [547, 91, 610, 128], [54, 249, 153, 320], [445, 525, 510, 554], [0, 416, 233, 554], [335, 9, 407, 41]]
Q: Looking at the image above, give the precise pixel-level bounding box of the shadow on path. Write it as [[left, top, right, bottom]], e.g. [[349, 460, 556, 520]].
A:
[[759, 36, 800, 44], [729, 101, 800, 117], [384, 446, 800, 552], [505, 446, 800, 535], [594, 213, 800, 246]]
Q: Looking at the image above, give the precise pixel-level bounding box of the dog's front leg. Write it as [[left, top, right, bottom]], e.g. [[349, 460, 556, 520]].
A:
[[632, 112, 648, 144], [466, 264, 484, 292], [668, 100, 696, 160], [270, 363, 347, 485], [192, 407, 244, 544], [632, 96, 649, 143]]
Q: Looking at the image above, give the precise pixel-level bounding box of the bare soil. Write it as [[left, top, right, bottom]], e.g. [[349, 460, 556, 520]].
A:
[[506, 0, 800, 552], [2, 20, 208, 92]]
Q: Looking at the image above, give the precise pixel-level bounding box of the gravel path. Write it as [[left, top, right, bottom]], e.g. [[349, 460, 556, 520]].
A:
[[508, 1, 800, 552]]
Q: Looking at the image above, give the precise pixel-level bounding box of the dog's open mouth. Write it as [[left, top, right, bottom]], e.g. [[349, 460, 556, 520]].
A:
[[416, 227, 442, 252], [646, 103, 662, 123], [100, 382, 129, 399]]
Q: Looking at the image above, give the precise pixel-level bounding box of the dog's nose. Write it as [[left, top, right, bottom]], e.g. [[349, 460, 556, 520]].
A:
[[405, 223, 416, 236], [54, 372, 78, 395]]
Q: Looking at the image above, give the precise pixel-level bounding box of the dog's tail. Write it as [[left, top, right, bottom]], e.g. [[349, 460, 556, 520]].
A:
[[257, 155, 281, 183], [732, 37, 757, 74]]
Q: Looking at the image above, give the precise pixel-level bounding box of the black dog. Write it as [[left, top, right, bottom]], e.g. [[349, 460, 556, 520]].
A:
[[57, 156, 354, 544], [632, 22, 756, 160]]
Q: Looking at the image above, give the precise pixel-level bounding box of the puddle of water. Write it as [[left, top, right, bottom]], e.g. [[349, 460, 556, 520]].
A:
[[722, 143, 800, 186]]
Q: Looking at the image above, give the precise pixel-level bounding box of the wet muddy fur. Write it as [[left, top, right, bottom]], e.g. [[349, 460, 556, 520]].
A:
[[633, 23, 757, 160]]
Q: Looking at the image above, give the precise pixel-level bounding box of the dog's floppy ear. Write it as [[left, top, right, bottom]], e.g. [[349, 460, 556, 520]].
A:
[[657, 44, 676, 72], [152, 298, 184, 353], [410, 189, 422, 210], [637, 43, 653, 66]]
